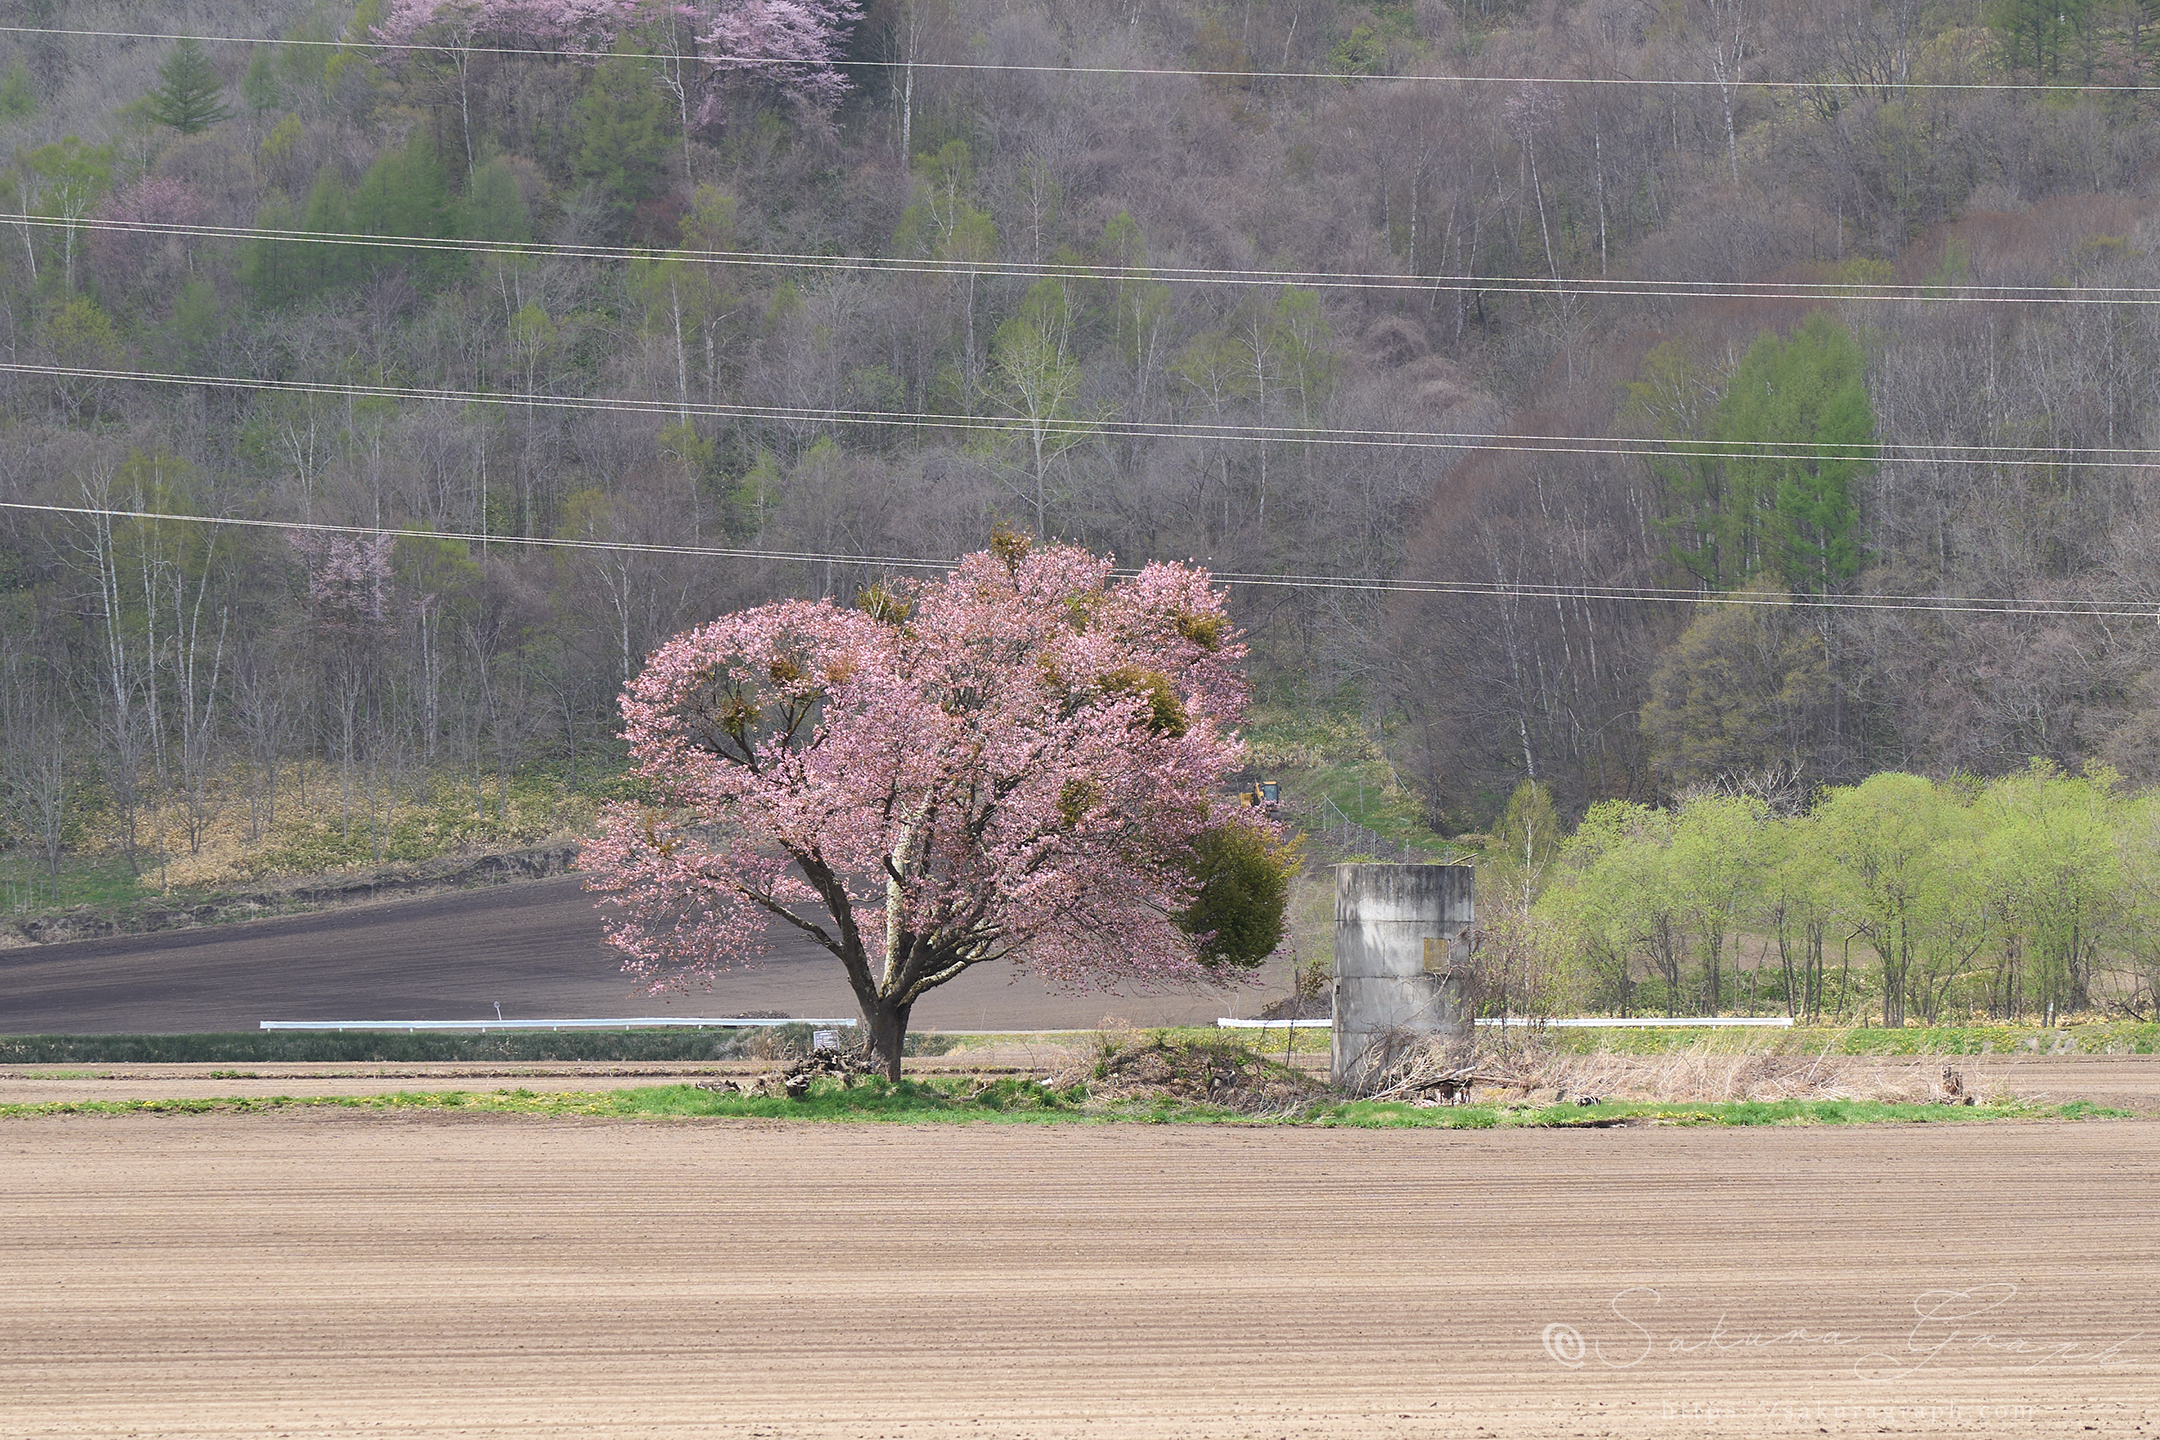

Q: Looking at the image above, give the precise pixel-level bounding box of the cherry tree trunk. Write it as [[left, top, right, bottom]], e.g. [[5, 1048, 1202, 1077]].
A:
[[866, 998, 913, 1083]]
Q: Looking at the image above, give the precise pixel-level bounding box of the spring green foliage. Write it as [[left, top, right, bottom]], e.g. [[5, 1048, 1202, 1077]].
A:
[[14, 136, 111, 288], [244, 136, 462, 303], [893, 141, 998, 259], [460, 157, 532, 244], [260, 113, 301, 166], [1635, 316, 1873, 594], [1985, 0, 2132, 82], [1489, 778, 1562, 880], [1639, 592, 1833, 787], [1238, 706, 1449, 854], [1177, 822, 1298, 969], [239, 191, 302, 303], [575, 54, 672, 232], [1538, 762, 2160, 1025], [38, 296, 121, 366], [1476, 781, 1562, 951], [1467, 779, 1581, 1023], [0, 59, 35, 120], [297, 165, 354, 287], [1722, 315, 1872, 593], [350, 134, 457, 276], [146, 39, 234, 135], [168, 277, 223, 357], [241, 51, 287, 114], [1329, 23, 1386, 75]]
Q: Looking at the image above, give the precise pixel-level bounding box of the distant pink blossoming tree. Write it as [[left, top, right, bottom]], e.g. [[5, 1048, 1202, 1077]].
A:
[[377, 1, 861, 129], [582, 535, 1262, 1078], [88, 177, 204, 296], [375, 0, 640, 171], [290, 532, 394, 629], [374, 0, 637, 50], [690, 0, 864, 126]]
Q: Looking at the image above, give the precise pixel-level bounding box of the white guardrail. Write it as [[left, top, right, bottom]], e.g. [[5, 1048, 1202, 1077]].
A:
[[259, 1017, 860, 1032], [1479, 1017, 1794, 1028], [1217, 1016, 1794, 1030]]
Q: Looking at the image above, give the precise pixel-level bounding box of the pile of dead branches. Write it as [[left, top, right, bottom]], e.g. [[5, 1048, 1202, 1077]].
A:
[[1052, 1032, 1326, 1116], [702, 1043, 881, 1099]]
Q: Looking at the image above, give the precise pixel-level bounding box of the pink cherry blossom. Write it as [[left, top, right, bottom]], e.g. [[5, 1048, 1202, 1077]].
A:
[[290, 532, 394, 628], [374, 1, 861, 123], [581, 540, 1257, 1076], [88, 178, 204, 293], [374, 0, 639, 50], [691, 0, 863, 122]]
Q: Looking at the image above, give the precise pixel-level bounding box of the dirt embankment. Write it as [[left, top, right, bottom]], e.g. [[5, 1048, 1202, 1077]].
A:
[[1, 843, 580, 948]]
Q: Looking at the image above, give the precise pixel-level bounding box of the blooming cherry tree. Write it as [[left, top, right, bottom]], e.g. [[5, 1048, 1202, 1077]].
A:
[[290, 532, 394, 629], [88, 177, 204, 298], [374, 0, 637, 50], [692, 0, 864, 123], [375, 0, 639, 170], [582, 537, 1261, 1077]]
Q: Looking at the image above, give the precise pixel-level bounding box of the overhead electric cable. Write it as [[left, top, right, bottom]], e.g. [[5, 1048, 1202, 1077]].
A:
[[4, 360, 2153, 469], [0, 499, 952, 571], [4, 500, 2148, 620], [3, 22, 2155, 94], [12, 212, 2155, 306]]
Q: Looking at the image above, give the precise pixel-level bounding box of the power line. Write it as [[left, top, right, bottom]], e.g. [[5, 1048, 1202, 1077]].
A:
[[0, 498, 948, 570], [2, 21, 2152, 94], [15, 211, 2158, 306], [1217, 568, 2157, 619], [4, 360, 2154, 469], [5, 499, 2148, 620]]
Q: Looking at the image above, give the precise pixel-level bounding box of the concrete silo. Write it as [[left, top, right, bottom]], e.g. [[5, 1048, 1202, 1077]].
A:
[[1332, 863, 1475, 1089]]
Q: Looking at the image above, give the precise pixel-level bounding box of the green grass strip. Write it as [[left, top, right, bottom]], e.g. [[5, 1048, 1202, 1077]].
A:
[[0, 1027, 967, 1065], [0, 1080, 2132, 1127]]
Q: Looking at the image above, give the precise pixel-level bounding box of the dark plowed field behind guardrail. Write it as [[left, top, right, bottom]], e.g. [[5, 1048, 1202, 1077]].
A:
[[0, 874, 1278, 1034]]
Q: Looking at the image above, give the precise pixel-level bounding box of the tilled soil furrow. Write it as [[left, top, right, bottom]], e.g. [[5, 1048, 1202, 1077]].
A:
[[1, 1113, 2152, 1438]]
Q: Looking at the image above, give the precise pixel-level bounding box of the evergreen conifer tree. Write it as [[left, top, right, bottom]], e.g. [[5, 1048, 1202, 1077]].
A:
[[148, 39, 233, 134], [0, 59, 34, 120], [575, 55, 671, 233], [241, 52, 287, 114]]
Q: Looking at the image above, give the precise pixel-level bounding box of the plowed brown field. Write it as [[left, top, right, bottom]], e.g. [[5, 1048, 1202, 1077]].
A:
[[0, 874, 1284, 1034], [3, 1113, 2154, 1438]]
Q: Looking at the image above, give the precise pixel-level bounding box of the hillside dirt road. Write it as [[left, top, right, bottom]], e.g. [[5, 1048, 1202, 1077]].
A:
[[2, 1112, 2152, 1438], [0, 874, 1286, 1034]]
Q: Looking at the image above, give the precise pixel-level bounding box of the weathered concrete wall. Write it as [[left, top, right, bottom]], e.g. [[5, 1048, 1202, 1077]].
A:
[[1332, 863, 1475, 1089]]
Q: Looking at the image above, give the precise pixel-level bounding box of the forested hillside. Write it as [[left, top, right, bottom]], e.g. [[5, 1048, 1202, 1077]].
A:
[[4, 0, 2160, 906]]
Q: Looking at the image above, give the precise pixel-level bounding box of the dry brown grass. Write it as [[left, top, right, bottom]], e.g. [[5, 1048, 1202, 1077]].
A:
[[1364, 1035, 2013, 1107], [88, 761, 592, 891]]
